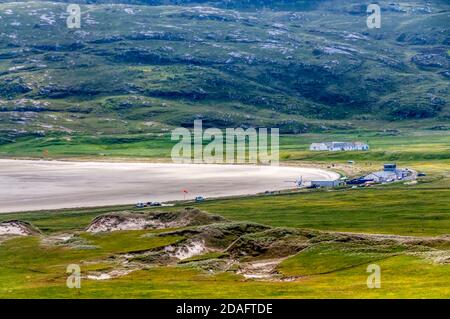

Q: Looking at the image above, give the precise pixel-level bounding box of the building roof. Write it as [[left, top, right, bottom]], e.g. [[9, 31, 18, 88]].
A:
[[365, 171, 398, 180]]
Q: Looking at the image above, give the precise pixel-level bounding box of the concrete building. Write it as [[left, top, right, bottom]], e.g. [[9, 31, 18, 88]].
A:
[[383, 164, 397, 172], [364, 171, 398, 183], [364, 163, 409, 183], [311, 180, 346, 188], [309, 142, 369, 152]]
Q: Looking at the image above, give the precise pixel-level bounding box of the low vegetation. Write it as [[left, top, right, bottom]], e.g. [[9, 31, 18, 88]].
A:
[[0, 0, 448, 299], [0, 124, 448, 298], [0, 0, 449, 142], [0, 210, 449, 298]]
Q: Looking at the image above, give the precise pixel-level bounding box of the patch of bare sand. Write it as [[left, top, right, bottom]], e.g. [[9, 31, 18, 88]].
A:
[[0, 220, 38, 236]]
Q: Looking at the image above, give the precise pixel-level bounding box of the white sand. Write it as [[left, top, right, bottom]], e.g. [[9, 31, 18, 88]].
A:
[[0, 159, 339, 213], [0, 221, 33, 235]]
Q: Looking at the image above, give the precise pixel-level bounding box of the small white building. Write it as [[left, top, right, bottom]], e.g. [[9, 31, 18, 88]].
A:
[[309, 142, 369, 151]]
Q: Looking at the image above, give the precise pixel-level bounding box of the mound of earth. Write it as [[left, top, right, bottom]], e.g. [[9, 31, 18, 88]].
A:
[[130, 223, 313, 267], [0, 220, 39, 236], [163, 222, 270, 249], [153, 222, 271, 262], [226, 228, 312, 259], [86, 208, 227, 233], [79, 219, 450, 282], [128, 222, 269, 265], [164, 239, 209, 260]]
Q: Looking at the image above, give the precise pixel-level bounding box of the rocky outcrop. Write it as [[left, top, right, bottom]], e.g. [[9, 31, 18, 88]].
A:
[[411, 54, 450, 68]]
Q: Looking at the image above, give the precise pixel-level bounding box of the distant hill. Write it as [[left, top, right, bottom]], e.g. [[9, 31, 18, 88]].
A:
[[7, 0, 328, 10], [0, 0, 448, 138]]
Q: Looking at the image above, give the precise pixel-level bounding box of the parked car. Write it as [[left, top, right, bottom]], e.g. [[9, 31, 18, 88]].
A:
[[150, 202, 162, 206], [135, 202, 146, 208], [195, 196, 205, 202]]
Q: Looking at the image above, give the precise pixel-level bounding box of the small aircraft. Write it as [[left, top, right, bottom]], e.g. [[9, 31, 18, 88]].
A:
[[284, 176, 303, 187]]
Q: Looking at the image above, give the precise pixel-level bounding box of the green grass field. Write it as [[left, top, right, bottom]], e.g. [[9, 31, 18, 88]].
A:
[[0, 129, 448, 298], [0, 0, 449, 299], [1, 186, 449, 236], [1, 130, 448, 164], [198, 187, 450, 236], [1, 236, 448, 298]]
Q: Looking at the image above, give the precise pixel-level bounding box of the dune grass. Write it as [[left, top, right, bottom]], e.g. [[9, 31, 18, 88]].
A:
[[1, 238, 448, 299], [0, 232, 184, 298], [277, 242, 407, 277], [0, 184, 448, 298], [197, 187, 450, 236]]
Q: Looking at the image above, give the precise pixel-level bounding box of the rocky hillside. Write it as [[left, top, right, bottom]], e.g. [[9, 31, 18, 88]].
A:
[[0, 0, 448, 139]]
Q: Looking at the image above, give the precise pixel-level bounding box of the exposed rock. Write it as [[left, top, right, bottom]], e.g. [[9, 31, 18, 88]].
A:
[[377, 56, 406, 70], [0, 77, 32, 98], [396, 33, 438, 45], [411, 54, 449, 68], [438, 70, 450, 79]]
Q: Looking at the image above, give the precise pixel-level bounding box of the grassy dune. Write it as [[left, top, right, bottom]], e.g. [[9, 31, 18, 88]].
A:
[[1, 236, 448, 298]]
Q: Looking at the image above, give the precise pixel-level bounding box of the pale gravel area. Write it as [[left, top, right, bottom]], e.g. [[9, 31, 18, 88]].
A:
[[0, 159, 339, 213]]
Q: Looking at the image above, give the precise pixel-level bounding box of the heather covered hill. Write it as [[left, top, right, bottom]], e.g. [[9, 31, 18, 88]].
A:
[[0, 0, 448, 140]]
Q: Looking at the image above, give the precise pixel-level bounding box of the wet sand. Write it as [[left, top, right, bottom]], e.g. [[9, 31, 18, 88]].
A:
[[0, 159, 339, 213]]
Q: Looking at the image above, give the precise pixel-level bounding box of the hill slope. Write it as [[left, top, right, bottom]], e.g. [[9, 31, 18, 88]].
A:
[[0, 0, 448, 140]]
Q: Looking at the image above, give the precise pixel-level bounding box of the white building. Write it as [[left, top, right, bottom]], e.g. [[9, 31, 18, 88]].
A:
[[309, 142, 369, 151], [364, 171, 398, 183], [364, 163, 409, 183]]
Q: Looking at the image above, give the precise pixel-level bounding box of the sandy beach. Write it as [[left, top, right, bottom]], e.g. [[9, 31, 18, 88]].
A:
[[0, 159, 339, 213]]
